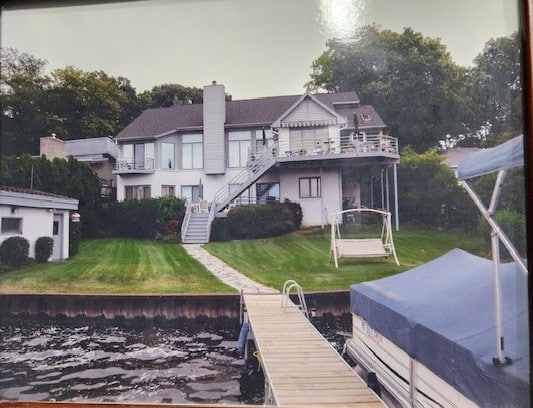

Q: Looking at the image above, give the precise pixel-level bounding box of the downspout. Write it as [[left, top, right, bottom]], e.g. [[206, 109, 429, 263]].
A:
[[393, 163, 399, 231]]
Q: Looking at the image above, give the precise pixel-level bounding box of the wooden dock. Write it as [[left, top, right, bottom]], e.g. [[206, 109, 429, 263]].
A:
[[243, 293, 385, 407]]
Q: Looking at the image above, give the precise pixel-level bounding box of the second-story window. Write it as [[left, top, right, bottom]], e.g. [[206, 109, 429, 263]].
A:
[[182, 134, 203, 169], [122, 142, 154, 169], [161, 142, 175, 169], [228, 131, 251, 167]]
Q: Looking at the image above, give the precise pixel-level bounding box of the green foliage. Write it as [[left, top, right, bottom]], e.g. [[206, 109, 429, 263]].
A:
[[35, 236, 54, 263], [308, 25, 478, 151], [107, 196, 186, 239], [139, 83, 204, 108], [0, 155, 103, 237], [69, 222, 81, 257], [477, 210, 526, 256], [210, 218, 231, 242], [398, 147, 477, 230], [222, 203, 302, 240], [0, 236, 30, 268]]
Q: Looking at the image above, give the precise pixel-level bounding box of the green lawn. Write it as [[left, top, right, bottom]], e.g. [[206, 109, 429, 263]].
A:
[[204, 226, 488, 292], [0, 227, 487, 294], [0, 238, 235, 294]]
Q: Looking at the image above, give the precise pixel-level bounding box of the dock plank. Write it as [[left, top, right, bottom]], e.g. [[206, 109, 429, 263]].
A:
[[243, 293, 385, 407]]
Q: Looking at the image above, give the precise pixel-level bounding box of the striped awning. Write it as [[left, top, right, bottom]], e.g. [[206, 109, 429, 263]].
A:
[[280, 118, 338, 127]]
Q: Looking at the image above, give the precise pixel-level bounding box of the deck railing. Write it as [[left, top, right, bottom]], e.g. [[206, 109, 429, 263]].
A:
[[274, 134, 398, 158], [114, 158, 155, 171]]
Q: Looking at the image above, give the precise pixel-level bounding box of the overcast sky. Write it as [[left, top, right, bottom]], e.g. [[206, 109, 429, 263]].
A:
[[1, 0, 520, 99]]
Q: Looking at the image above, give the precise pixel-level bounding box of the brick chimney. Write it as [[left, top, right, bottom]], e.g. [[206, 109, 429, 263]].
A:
[[203, 81, 226, 174]]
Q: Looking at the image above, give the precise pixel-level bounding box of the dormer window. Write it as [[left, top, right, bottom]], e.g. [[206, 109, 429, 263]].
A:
[[361, 113, 371, 121]]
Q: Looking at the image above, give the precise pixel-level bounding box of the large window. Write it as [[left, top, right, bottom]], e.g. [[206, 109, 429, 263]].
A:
[[161, 185, 175, 197], [255, 129, 274, 148], [289, 127, 329, 153], [182, 134, 203, 169], [181, 185, 201, 203], [123, 142, 155, 169], [161, 143, 175, 169], [228, 131, 251, 167], [299, 177, 321, 198], [1, 218, 22, 234], [124, 185, 151, 200]]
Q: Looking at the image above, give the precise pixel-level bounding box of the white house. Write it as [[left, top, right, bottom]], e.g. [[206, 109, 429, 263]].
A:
[[114, 82, 400, 242], [0, 186, 79, 261]]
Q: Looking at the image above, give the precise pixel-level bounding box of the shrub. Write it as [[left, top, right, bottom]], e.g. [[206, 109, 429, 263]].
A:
[[478, 210, 526, 256], [210, 218, 230, 242], [69, 222, 81, 256], [222, 202, 302, 240], [35, 236, 54, 263], [155, 233, 180, 244], [0, 236, 30, 268], [107, 196, 186, 239]]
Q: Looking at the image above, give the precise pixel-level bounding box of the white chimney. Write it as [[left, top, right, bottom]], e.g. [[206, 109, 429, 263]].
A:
[[203, 81, 226, 174]]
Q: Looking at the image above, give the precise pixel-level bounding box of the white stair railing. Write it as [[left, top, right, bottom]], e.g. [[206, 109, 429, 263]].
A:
[[213, 146, 277, 212]]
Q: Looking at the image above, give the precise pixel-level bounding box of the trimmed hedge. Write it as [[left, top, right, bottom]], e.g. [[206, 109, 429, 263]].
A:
[[211, 202, 303, 241], [35, 236, 54, 263], [0, 236, 30, 268], [106, 196, 186, 239]]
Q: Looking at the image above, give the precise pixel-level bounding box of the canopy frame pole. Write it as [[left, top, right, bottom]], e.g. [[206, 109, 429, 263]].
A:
[[459, 177, 527, 276], [393, 163, 399, 231], [491, 230, 512, 365]]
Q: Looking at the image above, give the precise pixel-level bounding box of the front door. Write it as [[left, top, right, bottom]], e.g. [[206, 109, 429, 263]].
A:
[[51, 214, 63, 261]]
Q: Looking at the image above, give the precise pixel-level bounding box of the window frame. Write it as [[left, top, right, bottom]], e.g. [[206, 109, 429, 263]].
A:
[[299, 177, 321, 198], [1, 217, 23, 234]]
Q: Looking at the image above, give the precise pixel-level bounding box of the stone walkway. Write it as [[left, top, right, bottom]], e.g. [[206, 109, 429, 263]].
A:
[[182, 244, 278, 294]]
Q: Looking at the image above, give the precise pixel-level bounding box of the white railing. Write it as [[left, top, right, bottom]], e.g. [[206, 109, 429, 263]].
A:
[[276, 134, 398, 157], [213, 146, 277, 211], [115, 158, 155, 171], [180, 203, 193, 242]]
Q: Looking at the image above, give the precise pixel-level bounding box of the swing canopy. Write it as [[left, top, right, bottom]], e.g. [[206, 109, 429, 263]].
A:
[[329, 208, 399, 268]]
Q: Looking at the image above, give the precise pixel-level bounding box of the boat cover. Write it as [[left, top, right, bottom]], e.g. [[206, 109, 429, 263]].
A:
[[350, 249, 529, 408], [457, 135, 524, 180]]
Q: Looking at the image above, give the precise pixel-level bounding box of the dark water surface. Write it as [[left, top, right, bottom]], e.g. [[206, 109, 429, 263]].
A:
[[0, 314, 351, 404]]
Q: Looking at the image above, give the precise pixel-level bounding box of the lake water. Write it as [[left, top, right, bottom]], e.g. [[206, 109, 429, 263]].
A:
[[0, 314, 351, 404]]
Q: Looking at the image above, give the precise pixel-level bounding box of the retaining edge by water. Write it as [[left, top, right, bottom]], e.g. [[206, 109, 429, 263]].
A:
[[0, 291, 349, 320]]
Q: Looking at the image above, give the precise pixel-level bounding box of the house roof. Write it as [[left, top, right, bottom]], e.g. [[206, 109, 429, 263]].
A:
[[0, 186, 79, 210], [115, 91, 385, 141]]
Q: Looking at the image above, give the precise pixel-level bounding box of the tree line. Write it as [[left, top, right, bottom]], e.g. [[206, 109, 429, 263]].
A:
[[1, 27, 523, 156], [308, 25, 522, 151], [1, 47, 211, 155]]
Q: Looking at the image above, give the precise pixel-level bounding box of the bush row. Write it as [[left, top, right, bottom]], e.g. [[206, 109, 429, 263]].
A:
[[210, 202, 302, 241], [104, 196, 186, 239], [0, 235, 54, 268]]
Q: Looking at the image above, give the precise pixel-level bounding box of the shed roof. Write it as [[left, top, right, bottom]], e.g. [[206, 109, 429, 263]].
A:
[[0, 186, 79, 210]]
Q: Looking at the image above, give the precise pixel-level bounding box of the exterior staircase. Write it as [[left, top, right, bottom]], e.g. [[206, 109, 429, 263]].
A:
[[181, 146, 277, 244], [181, 204, 213, 244], [213, 146, 277, 213]]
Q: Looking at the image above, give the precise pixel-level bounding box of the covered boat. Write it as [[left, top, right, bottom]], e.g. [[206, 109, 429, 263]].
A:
[[346, 135, 529, 407], [348, 249, 529, 407]]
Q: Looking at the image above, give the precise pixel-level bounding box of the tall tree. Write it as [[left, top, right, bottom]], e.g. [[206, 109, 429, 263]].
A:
[[1, 48, 54, 155], [139, 83, 204, 108], [48, 67, 141, 140], [308, 25, 480, 152], [470, 32, 522, 146]]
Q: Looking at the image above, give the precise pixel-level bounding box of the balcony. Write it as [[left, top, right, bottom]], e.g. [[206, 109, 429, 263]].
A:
[[113, 158, 156, 174]]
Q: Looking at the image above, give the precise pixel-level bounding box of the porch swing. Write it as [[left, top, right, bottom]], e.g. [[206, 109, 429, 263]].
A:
[[329, 208, 400, 268]]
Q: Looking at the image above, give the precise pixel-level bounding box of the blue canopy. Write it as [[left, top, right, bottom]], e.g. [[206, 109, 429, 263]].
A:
[[350, 249, 529, 408], [457, 135, 524, 180]]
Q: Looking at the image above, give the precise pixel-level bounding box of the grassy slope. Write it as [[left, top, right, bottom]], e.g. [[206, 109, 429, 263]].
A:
[[204, 226, 487, 292], [0, 238, 234, 294]]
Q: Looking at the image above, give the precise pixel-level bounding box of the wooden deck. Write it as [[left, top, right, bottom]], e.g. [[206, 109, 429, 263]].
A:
[[243, 293, 385, 407]]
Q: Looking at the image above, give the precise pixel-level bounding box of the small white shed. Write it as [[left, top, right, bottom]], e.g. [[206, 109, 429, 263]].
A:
[[0, 186, 79, 261]]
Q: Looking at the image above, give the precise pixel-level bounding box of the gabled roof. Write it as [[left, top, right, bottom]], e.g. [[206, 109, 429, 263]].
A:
[[115, 91, 380, 141], [272, 92, 348, 128]]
